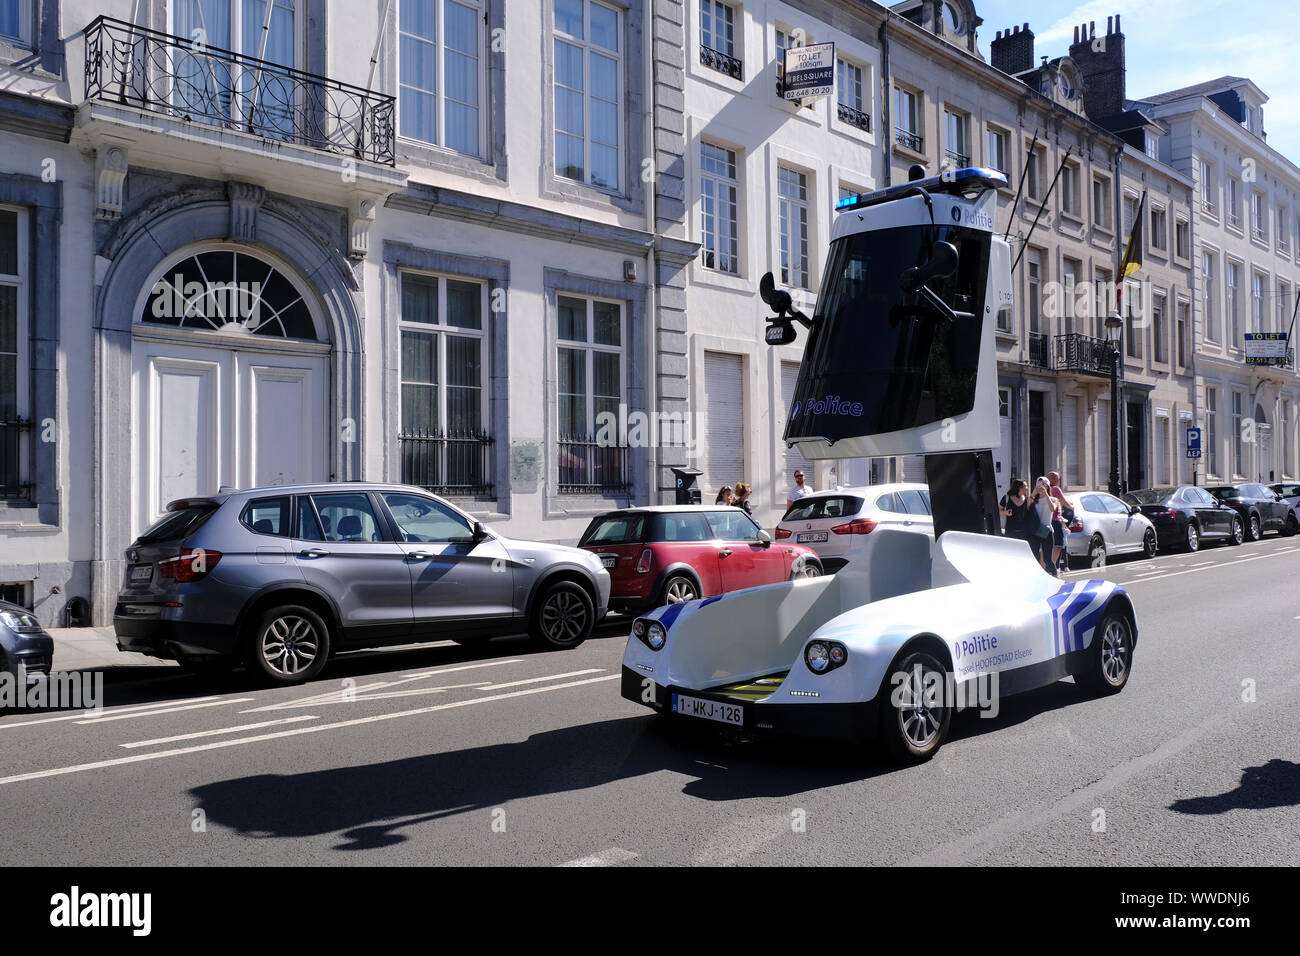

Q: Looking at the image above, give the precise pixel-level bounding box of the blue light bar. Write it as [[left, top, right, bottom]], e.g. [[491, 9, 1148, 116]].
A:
[[835, 167, 1009, 212]]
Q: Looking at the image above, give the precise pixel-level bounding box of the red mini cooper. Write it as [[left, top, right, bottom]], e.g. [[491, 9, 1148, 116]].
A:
[[577, 506, 822, 614]]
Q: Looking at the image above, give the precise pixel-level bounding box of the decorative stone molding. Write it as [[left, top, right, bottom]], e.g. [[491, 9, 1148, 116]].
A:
[[349, 197, 376, 259], [94, 147, 129, 221], [227, 181, 266, 242]]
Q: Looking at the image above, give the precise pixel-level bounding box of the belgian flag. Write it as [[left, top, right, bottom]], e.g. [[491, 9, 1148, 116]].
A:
[[1116, 190, 1146, 315]]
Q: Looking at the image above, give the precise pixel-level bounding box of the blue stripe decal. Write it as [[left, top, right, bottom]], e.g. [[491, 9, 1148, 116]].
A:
[[1045, 583, 1079, 656], [658, 602, 687, 631], [1060, 582, 1106, 652], [1071, 599, 1110, 651], [699, 595, 723, 608]]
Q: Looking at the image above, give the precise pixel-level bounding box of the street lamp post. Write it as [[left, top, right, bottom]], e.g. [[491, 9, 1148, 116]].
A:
[[1105, 312, 1123, 496]]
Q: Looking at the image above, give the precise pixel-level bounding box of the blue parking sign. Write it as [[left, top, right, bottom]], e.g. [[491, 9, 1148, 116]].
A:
[[1186, 426, 1202, 459]]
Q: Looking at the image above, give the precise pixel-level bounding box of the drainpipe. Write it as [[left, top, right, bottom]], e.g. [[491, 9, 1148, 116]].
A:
[[1114, 145, 1127, 489], [643, 10, 658, 505], [878, 13, 893, 187]]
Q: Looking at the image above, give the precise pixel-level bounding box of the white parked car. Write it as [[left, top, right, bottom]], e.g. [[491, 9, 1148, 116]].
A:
[[1064, 490, 1158, 568], [775, 483, 933, 572]]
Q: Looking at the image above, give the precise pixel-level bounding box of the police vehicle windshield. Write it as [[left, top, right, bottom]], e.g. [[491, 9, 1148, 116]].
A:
[[785, 223, 990, 444]]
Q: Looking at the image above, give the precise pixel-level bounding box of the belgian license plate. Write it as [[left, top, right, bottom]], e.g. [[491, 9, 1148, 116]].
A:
[[797, 531, 828, 543], [130, 565, 152, 582], [600, 555, 617, 569], [673, 694, 744, 726]]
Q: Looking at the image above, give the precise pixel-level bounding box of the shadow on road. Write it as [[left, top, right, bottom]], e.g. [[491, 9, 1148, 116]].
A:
[[189, 716, 879, 851], [1168, 759, 1300, 815]]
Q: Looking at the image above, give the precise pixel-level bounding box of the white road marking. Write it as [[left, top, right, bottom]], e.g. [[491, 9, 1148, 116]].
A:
[[313, 682, 492, 704], [240, 659, 524, 713], [120, 715, 319, 749], [559, 848, 639, 867], [0, 696, 224, 730], [476, 669, 604, 690], [1121, 548, 1300, 586], [0, 675, 620, 787], [73, 698, 255, 725]]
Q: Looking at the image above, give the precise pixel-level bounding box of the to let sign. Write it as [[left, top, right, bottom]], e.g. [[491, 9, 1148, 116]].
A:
[[1244, 332, 1288, 365], [783, 42, 835, 100]]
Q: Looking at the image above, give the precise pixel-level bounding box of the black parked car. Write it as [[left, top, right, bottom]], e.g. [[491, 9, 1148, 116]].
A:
[[1124, 485, 1243, 553], [0, 600, 54, 683], [1205, 483, 1295, 540], [1269, 482, 1300, 528]]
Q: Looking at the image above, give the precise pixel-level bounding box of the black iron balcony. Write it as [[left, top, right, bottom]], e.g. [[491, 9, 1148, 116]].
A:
[[83, 15, 396, 165], [837, 102, 870, 131], [1054, 332, 1114, 378], [399, 430, 494, 497], [700, 45, 742, 79], [895, 128, 924, 152], [1027, 332, 1050, 368], [558, 434, 631, 496], [945, 148, 970, 168], [0, 418, 32, 499]]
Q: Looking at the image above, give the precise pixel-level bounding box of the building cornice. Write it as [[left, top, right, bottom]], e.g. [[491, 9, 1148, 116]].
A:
[[0, 89, 74, 144]]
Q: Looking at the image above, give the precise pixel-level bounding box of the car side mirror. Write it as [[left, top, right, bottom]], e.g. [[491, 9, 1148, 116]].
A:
[[471, 520, 489, 542], [757, 529, 772, 548], [1129, 505, 1140, 516]]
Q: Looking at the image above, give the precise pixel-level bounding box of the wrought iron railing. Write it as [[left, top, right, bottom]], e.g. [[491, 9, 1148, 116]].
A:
[[0, 419, 32, 499], [558, 434, 631, 496], [399, 431, 494, 496], [83, 15, 396, 165], [837, 103, 870, 131], [895, 128, 924, 152], [1027, 332, 1050, 368], [1054, 332, 1114, 377], [700, 45, 742, 79], [945, 148, 970, 168]]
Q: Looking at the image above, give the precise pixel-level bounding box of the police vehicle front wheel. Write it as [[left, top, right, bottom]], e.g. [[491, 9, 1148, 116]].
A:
[[878, 649, 953, 764], [1075, 608, 1133, 695]]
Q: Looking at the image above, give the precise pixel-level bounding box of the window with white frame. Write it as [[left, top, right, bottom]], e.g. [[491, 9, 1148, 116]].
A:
[[1175, 218, 1189, 258], [778, 165, 810, 289], [1232, 390, 1243, 476], [0, 0, 28, 43], [1144, 131, 1159, 160], [1252, 271, 1266, 331], [1152, 292, 1166, 363], [774, 26, 802, 99], [1227, 260, 1241, 346], [1150, 203, 1166, 250], [1226, 176, 1241, 227], [1251, 191, 1267, 241], [943, 109, 968, 168], [1094, 268, 1113, 339], [1176, 299, 1189, 367], [1281, 280, 1293, 333], [1280, 207, 1291, 253], [0, 205, 28, 497], [1061, 163, 1080, 216], [1125, 279, 1143, 359], [554, 0, 622, 190], [1025, 144, 1043, 200], [894, 86, 921, 151], [399, 0, 484, 156], [1202, 251, 1217, 342], [557, 294, 627, 493], [699, 0, 740, 77], [700, 141, 740, 274], [1027, 249, 1042, 333], [1199, 159, 1216, 213], [1092, 177, 1110, 229], [1206, 387, 1218, 476], [836, 58, 869, 130], [1061, 257, 1079, 334], [399, 272, 492, 494], [986, 127, 1007, 174]]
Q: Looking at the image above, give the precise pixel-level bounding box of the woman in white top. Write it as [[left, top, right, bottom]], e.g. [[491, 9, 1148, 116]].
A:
[[1030, 477, 1060, 575]]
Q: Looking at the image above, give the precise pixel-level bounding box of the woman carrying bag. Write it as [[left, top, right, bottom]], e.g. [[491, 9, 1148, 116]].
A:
[[1028, 477, 1059, 575]]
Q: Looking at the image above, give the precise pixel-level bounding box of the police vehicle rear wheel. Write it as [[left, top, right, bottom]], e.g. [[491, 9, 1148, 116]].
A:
[[1075, 608, 1132, 695], [879, 649, 953, 764]]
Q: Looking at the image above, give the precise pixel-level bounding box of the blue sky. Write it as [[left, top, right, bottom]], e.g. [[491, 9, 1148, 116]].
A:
[[971, 0, 1300, 164]]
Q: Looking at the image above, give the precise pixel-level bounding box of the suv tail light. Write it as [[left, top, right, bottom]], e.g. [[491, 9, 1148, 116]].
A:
[[830, 518, 877, 535], [158, 548, 222, 583], [774, 527, 792, 539], [636, 548, 653, 574]]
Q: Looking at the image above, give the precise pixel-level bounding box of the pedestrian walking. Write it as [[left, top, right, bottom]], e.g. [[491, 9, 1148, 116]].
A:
[[786, 470, 813, 511], [715, 484, 734, 506], [733, 481, 754, 515]]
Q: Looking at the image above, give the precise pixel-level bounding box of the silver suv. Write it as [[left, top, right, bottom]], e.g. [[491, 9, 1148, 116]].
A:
[[114, 483, 611, 684]]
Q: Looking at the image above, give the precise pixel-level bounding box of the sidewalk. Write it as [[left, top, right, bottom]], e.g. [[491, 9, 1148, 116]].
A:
[[44, 627, 176, 673]]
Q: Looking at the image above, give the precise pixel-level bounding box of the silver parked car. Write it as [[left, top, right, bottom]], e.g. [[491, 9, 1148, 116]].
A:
[[114, 484, 611, 684], [1064, 490, 1158, 567]]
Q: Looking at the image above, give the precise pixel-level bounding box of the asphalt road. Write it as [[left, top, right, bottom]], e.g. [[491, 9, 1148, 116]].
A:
[[2, 531, 1298, 866]]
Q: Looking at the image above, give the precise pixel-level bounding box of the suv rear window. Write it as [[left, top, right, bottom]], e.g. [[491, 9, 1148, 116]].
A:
[[138, 503, 219, 543], [783, 495, 862, 521], [241, 497, 291, 537], [580, 514, 648, 546]]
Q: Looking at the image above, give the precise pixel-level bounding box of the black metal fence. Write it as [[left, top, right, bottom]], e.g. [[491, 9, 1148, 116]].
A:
[[83, 15, 396, 165], [895, 129, 924, 152], [1027, 332, 1050, 368], [399, 431, 493, 497], [837, 103, 870, 131], [0, 419, 31, 499], [557, 434, 630, 496], [1054, 332, 1114, 377], [700, 46, 742, 79]]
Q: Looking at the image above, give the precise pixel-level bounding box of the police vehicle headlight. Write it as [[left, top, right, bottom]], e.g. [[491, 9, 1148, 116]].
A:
[[634, 619, 667, 651], [805, 640, 847, 674]]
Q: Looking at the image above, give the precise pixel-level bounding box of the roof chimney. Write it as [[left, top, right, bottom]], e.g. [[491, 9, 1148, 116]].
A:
[[991, 22, 1035, 75], [1071, 11, 1128, 123]]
